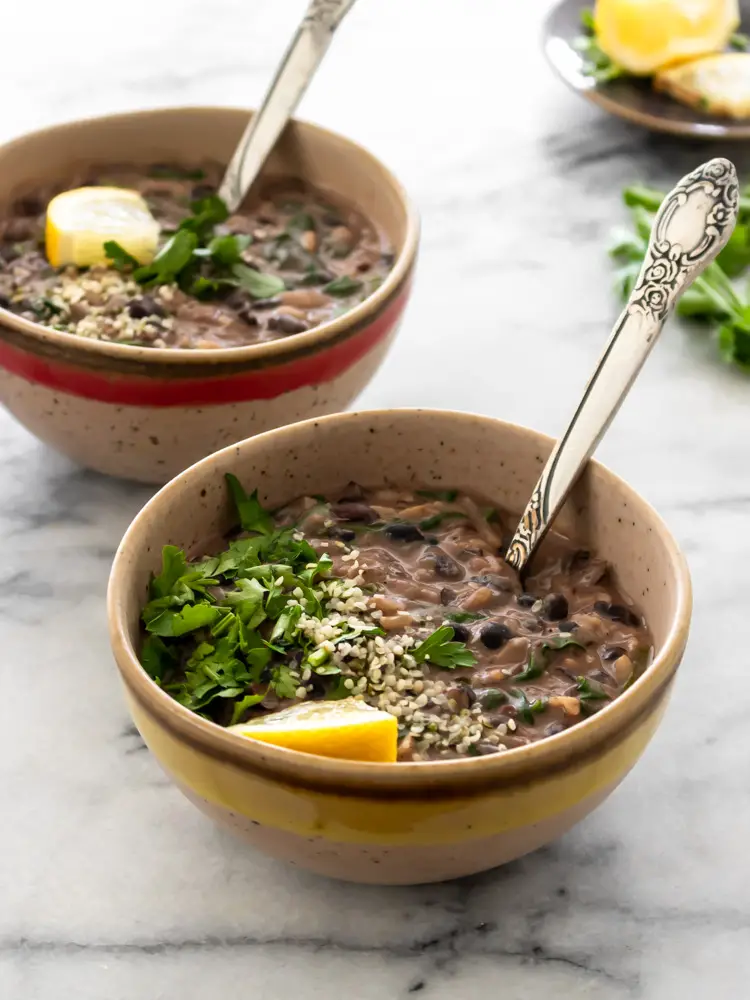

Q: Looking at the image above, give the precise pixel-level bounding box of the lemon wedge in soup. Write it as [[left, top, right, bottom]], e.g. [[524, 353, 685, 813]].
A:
[[229, 699, 398, 762], [594, 0, 740, 75], [45, 187, 160, 268]]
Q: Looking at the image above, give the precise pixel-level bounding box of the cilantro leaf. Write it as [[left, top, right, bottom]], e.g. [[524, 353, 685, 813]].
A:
[[229, 692, 266, 725], [150, 545, 189, 598], [576, 676, 608, 701], [323, 275, 363, 297], [146, 603, 220, 637], [515, 636, 584, 682], [179, 194, 229, 240], [230, 263, 285, 299], [509, 689, 548, 724], [225, 474, 274, 535], [412, 625, 477, 669], [140, 635, 178, 682], [444, 611, 485, 624], [134, 230, 198, 286], [271, 664, 299, 699], [104, 240, 139, 272], [207, 233, 252, 266]]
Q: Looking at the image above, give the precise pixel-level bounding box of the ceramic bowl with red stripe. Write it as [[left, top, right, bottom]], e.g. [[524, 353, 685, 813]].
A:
[[0, 107, 418, 483]]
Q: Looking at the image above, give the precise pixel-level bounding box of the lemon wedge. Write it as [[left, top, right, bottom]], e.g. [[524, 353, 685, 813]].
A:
[[594, 0, 740, 75], [45, 187, 160, 268], [655, 51, 750, 116], [229, 699, 398, 762]]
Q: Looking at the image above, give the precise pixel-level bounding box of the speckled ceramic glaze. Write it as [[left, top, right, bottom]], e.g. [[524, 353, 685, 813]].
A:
[[0, 108, 418, 483], [108, 410, 692, 885]]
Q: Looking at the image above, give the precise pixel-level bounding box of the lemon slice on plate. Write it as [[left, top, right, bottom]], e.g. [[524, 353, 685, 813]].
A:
[[594, 0, 740, 75], [229, 699, 398, 762], [45, 187, 160, 268], [655, 51, 750, 116]]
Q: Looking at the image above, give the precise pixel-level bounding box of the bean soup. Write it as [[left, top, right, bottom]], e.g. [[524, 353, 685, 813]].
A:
[[0, 164, 393, 349], [139, 477, 652, 762]]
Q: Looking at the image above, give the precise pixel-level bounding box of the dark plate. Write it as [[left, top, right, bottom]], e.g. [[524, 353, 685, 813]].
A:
[[543, 0, 750, 139]]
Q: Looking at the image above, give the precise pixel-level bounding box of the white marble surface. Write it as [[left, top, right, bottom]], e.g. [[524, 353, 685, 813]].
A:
[[3, 0, 750, 996]]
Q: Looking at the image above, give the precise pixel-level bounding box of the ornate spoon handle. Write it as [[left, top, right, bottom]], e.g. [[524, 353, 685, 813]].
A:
[[218, 0, 357, 212], [505, 158, 739, 574]]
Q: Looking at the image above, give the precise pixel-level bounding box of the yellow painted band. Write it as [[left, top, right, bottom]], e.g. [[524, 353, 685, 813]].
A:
[[128, 689, 669, 847]]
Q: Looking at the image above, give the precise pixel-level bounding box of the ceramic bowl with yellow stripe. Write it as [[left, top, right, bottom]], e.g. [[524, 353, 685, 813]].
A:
[[107, 409, 691, 885]]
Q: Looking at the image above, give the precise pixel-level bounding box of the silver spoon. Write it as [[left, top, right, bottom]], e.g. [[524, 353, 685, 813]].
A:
[[505, 157, 739, 574], [218, 0, 357, 213]]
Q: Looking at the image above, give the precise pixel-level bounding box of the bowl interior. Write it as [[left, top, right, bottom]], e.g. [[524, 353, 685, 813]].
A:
[[0, 106, 409, 257], [115, 409, 685, 674]]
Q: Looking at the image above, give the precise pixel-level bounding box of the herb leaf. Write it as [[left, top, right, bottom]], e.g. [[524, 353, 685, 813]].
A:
[[134, 230, 198, 286], [226, 474, 274, 535], [323, 275, 363, 297], [146, 603, 220, 637], [413, 625, 477, 669], [104, 240, 140, 271], [230, 263, 286, 299]]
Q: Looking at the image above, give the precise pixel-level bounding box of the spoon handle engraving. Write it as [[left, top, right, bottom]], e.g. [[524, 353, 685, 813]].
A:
[[505, 158, 739, 574], [218, 0, 357, 212]]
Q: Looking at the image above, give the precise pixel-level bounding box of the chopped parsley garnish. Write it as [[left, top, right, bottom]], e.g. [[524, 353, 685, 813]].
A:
[[137, 479, 477, 726], [104, 193, 286, 302], [323, 275, 363, 296], [514, 636, 584, 682], [412, 625, 477, 669]]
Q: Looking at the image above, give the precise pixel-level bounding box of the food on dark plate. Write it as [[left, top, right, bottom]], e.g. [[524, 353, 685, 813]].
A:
[[0, 163, 393, 349], [139, 477, 652, 762]]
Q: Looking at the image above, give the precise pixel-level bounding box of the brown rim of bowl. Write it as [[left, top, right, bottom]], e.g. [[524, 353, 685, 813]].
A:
[[0, 106, 420, 370], [108, 409, 693, 796]]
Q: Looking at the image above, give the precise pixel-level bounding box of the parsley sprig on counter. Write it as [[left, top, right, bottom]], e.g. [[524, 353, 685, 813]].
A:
[[139, 477, 476, 725], [610, 182, 750, 371], [105, 194, 285, 301]]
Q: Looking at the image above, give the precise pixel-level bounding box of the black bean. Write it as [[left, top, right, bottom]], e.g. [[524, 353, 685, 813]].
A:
[[425, 549, 462, 579], [517, 593, 535, 608], [127, 296, 165, 319], [192, 183, 215, 199], [594, 601, 641, 627], [237, 309, 259, 326], [384, 523, 424, 543], [558, 620, 578, 632], [445, 622, 470, 643], [601, 644, 627, 661], [542, 593, 569, 621], [381, 251, 396, 266], [327, 526, 355, 542], [479, 622, 513, 650], [252, 298, 282, 310], [0, 294, 9, 309], [323, 213, 344, 226], [331, 501, 377, 523], [440, 587, 456, 605], [268, 314, 309, 335]]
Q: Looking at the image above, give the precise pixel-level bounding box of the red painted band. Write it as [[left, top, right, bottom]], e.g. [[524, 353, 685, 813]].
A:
[[0, 287, 408, 407]]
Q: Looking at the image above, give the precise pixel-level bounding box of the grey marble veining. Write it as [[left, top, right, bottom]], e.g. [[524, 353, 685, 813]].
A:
[[3, 0, 750, 996]]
